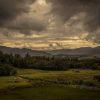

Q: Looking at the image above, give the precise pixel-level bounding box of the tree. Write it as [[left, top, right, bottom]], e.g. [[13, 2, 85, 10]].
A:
[[0, 64, 17, 76]]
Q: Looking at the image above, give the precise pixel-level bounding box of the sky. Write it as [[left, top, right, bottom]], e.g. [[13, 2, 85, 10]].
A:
[[0, 0, 100, 50]]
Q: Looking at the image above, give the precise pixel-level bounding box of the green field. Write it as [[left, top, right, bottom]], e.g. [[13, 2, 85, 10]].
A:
[[0, 86, 100, 100], [0, 69, 100, 100]]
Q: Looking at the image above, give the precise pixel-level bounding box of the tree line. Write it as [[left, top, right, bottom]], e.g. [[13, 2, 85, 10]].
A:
[[0, 50, 100, 74]]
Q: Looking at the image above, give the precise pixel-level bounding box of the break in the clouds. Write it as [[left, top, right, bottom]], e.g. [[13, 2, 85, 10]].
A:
[[0, 0, 100, 50]]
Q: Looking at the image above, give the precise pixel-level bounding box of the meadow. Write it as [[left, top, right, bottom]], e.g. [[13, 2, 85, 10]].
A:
[[0, 69, 100, 100]]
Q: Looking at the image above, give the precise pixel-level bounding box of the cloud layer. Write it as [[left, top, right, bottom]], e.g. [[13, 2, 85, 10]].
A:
[[0, 0, 100, 49], [47, 0, 100, 43], [0, 0, 47, 34], [0, 0, 34, 24], [48, 0, 100, 31]]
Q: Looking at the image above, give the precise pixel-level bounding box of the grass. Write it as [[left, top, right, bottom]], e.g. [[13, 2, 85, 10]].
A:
[[18, 69, 100, 88], [0, 86, 100, 100], [0, 69, 100, 89], [0, 69, 100, 100], [18, 69, 100, 80]]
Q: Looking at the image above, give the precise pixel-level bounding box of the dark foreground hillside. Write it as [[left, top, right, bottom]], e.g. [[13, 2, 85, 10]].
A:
[[0, 86, 100, 100]]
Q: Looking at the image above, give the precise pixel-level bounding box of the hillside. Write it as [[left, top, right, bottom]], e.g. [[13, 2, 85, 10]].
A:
[[0, 46, 50, 56], [0, 46, 100, 56]]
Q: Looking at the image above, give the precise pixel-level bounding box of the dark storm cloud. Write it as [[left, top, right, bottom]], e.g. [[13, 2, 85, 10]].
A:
[[47, 0, 100, 31], [0, 0, 35, 24], [47, 0, 100, 43], [0, 0, 46, 33], [4, 15, 47, 34]]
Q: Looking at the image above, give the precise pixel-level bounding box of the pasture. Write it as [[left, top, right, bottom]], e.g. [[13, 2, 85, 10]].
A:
[[0, 69, 100, 100]]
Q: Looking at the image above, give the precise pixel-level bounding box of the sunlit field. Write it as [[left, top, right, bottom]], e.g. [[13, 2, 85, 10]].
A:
[[0, 69, 100, 89], [0, 69, 100, 100]]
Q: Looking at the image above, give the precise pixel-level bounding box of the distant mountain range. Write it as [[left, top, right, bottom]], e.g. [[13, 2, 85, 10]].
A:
[[48, 46, 100, 56], [0, 46, 100, 56], [0, 46, 50, 56]]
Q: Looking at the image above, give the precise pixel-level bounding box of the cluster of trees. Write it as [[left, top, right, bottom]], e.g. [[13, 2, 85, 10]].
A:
[[0, 51, 100, 72], [0, 64, 17, 76]]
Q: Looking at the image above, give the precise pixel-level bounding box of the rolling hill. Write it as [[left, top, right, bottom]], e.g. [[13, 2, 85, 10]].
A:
[[0, 46, 100, 56]]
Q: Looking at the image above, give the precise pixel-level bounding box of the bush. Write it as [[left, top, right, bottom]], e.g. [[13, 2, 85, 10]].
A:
[[94, 75, 100, 82], [0, 64, 17, 76], [83, 80, 96, 87]]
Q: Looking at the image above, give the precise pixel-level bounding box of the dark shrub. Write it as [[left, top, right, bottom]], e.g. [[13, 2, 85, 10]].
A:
[[83, 80, 96, 87], [94, 75, 100, 82], [0, 64, 17, 76]]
